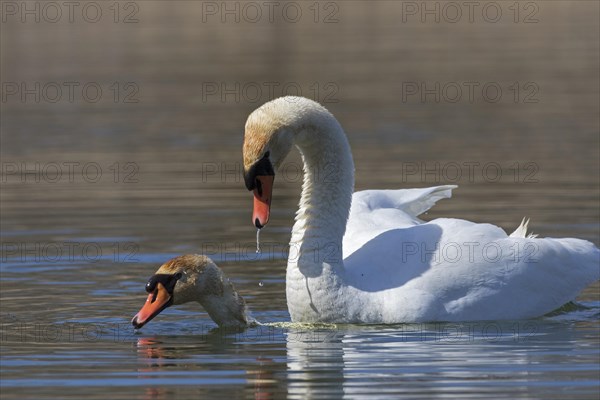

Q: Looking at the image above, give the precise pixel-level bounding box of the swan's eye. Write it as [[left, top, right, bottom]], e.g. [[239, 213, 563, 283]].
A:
[[145, 278, 157, 293], [244, 152, 274, 191], [145, 273, 182, 294]]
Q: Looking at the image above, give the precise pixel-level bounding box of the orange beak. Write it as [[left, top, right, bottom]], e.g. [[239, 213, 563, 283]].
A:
[[131, 282, 172, 329], [252, 175, 274, 228]]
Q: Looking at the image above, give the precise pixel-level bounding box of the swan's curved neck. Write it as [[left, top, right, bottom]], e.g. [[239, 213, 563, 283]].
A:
[[288, 114, 354, 277]]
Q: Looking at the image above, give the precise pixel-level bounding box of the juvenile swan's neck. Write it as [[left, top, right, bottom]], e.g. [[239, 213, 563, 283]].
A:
[[284, 99, 354, 320], [200, 287, 248, 329]]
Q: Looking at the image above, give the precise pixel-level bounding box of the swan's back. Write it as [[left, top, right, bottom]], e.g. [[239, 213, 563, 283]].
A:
[[341, 186, 600, 323]]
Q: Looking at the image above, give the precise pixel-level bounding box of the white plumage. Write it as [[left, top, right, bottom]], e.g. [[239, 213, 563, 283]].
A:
[[243, 97, 599, 323]]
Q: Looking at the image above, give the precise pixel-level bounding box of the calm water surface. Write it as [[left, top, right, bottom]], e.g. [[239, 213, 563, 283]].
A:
[[1, 1, 599, 399]]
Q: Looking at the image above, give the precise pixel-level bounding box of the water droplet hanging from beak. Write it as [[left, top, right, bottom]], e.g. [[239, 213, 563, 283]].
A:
[[256, 228, 261, 254]]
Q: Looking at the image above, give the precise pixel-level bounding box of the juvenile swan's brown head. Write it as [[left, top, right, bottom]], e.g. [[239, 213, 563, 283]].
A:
[[131, 255, 248, 329]]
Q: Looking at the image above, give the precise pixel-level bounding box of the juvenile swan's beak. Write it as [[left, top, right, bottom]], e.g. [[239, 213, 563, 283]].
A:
[[252, 175, 274, 228], [132, 282, 172, 329]]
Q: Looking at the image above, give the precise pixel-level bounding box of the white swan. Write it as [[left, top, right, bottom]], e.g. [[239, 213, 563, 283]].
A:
[[242, 96, 599, 323]]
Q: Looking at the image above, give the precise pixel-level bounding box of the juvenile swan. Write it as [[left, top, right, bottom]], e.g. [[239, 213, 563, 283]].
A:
[[242, 96, 600, 323], [132, 255, 249, 329]]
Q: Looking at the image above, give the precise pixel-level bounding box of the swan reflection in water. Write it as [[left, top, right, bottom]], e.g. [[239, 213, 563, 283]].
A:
[[134, 317, 599, 399], [135, 330, 280, 400]]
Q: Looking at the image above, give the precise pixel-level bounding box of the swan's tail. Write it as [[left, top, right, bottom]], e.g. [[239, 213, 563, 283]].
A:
[[510, 217, 538, 238]]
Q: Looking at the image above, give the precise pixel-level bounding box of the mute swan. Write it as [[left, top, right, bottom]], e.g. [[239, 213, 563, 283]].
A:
[[242, 96, 599, 323], [132, 255, 249, 329]]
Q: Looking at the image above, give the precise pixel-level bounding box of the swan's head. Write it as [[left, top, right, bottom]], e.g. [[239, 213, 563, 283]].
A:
[[131, 254, 247, 329], [243, 96, 329, 228]]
